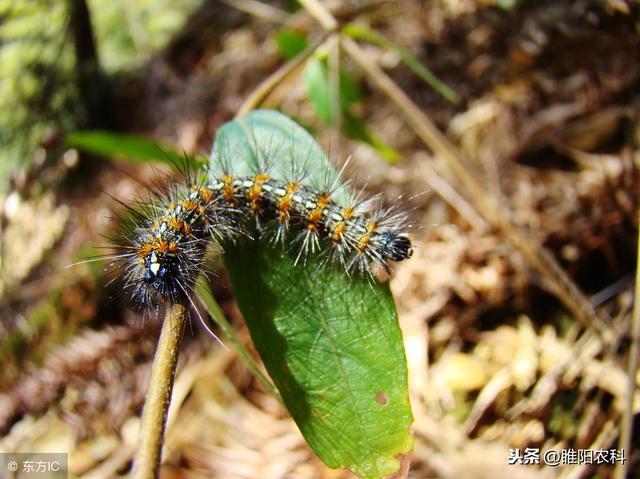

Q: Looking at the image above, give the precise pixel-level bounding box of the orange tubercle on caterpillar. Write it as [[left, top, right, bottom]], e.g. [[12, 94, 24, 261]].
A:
[[366, 220, 379, 233], [331, 222, 346, 242], [341, 207, 354, 220], [357, 233, 372, 252], [222, 175, 236, 204], [168, 216, 184, 231], [247, 173, 270, 214], [192, 185, 214, 204], [138, 242, 154, 258], [306, 194, 330, 231], [181, 199, 198, 211], [276, 182, 298, 224]]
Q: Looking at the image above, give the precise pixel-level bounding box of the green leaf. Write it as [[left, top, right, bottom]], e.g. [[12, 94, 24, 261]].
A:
[[208, 110, 413, 478], [342, 113, 400, 164], [304, 56, 363, 124], [66, 130, 196, 165], [343, 24, 461, 104], [496, 0, 519, 10], [304, 57, 333, 123], [338, 65, 364, 105], [276, 29, 309, 60], [302, 58, 398, 163]]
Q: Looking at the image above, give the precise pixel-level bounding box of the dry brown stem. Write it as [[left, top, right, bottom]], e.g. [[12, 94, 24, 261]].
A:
[[132, 304, 187, 479]]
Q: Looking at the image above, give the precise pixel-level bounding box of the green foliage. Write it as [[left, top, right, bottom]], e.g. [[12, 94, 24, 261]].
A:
[[341, 111, 401, 164], [304, 55, 399, 163], [304, 56, 362, 124], [0, 0, 79, 190], [0, 0, 202, 191], [87, 0, 201, 72], [343, 24, 461, 104], [276, 29, 309, 60], [496, 0, 520, 10], [281, 24, 461, 163], [66, 130, 199, 165], [209, 110, 413, 478], [548, 389, 580, 440]]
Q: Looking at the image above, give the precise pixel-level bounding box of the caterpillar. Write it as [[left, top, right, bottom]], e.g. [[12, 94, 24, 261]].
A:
[[108, 119, 413, 314]]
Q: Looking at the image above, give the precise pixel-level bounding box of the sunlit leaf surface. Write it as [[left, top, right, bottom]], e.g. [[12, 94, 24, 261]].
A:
[[210, 110, 414, 478]]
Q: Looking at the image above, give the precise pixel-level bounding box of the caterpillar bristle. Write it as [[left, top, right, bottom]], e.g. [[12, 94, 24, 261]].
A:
[[103, 138, 413, 315]]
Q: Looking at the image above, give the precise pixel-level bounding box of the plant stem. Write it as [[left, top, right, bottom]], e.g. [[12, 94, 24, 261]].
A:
[[297, 0, 337, 31], [342, 24, 461, 104], [132, 303, 187, 479], [236, 31, 331, 117], [615, 205, 640, 479], [196, 279, 282, 402]]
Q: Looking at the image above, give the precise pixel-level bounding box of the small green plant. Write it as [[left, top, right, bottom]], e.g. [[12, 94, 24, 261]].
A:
[[274, 22, 461, 164], [70, 111, 414, 479]]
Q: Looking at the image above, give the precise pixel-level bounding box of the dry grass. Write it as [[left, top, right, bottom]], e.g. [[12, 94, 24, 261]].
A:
[[1, 1, 639, 478]]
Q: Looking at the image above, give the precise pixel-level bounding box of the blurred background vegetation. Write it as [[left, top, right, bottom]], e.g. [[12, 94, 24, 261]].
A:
[[1, 0, 639, 478]]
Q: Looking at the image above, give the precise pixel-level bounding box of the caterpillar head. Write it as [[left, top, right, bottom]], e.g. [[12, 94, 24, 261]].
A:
[[378, 232, 413, 263], [142, 249, 180, 291], [126, 234, 206, 310]]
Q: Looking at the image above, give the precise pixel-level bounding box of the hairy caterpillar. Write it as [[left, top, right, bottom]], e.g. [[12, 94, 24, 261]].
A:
[[108, 116, 413, 313]]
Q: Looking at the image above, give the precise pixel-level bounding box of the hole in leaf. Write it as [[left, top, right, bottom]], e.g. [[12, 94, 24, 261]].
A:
[[376, 391, 389, 406]]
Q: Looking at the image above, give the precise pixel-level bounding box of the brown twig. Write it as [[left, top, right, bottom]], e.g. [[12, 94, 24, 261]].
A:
[[297, 0, 337, 31], [132, 303, 187, 479], [220, 0, 290, 23], [615, 205, 640, 479], [236, 31, 331, 117], [420, 160, 489, 232], [327, 33, 342, 159]]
